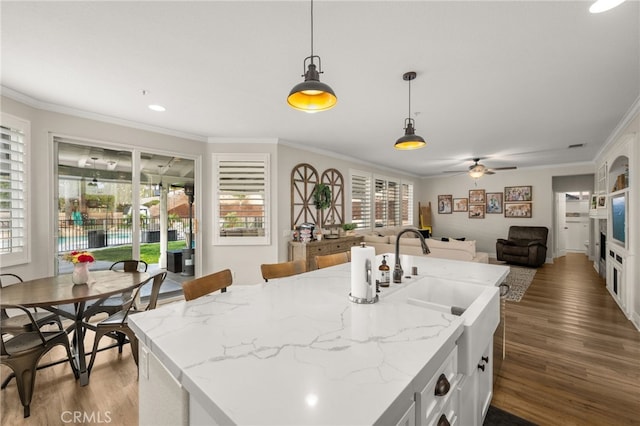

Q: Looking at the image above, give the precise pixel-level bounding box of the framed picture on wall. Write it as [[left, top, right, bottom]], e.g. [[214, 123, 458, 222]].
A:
[[504, 185, 532, 202], [437, 195, 453, 214], [597, 195, 607, 208], [504, 202, 532, 218], [469, 204, 485, 219], [591, 195, 598, 210], [453, 198, 468, 212], [486, 192, 503, 214], [469, 189, 485, 205]]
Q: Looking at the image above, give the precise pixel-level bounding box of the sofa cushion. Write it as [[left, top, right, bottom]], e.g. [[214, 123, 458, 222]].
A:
[[363, 234, 391, 244], [427, 238, 476, 257]]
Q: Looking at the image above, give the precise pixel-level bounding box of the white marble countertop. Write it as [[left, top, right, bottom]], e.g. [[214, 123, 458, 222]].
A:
[[130, 256, 508, 425]]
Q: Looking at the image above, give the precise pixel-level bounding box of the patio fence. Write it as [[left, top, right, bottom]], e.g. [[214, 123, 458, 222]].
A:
[[58, 217, 192, 252]]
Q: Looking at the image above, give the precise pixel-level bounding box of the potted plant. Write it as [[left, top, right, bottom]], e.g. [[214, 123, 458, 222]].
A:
[[342, 223, 357, 236]]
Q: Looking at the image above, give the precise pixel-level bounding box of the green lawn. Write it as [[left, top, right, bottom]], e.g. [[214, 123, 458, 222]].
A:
[[91, 241, 188, 265]]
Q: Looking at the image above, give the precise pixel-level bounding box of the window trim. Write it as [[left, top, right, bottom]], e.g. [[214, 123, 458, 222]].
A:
[[212, 153, 270, 246], [0, 113, 31, 267]]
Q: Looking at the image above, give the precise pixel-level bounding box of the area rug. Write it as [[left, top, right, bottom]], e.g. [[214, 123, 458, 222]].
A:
[[484, 405, 537, 425], [503, 265, 537, 302]]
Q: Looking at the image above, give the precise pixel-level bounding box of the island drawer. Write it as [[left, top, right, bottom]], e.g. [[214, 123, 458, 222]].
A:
[[415, 346, 458, 425]]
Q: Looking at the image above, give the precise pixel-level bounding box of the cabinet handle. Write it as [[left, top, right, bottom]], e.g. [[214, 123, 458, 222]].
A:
[[434, 373, 450, 396], [478, 364, 485, 371], [437, 414, 451, 426], [482, 356, 489, 363]]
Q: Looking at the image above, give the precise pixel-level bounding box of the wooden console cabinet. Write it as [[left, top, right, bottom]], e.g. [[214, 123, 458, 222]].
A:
[[288, 235, 364, 271]]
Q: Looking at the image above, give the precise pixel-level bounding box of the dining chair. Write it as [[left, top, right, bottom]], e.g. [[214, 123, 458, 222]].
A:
[[182, 269, 233, 301], [1, 304, 78, 418], [315, 252, 350, 269], [260, 260, 306, 282], [0, 273, 63, 335], [87, 272, 166, 375], [83, 259, 148, 321]]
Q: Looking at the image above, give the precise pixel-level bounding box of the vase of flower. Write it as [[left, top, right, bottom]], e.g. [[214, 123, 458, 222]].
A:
[[64, 250, 95, 285], [72, 262, 91, 285]]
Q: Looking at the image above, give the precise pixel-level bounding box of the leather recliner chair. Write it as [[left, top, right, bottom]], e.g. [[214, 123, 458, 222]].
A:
[[496, 226, 549, 267]]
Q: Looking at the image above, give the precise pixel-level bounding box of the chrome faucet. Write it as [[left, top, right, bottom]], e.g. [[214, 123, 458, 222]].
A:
[[394, 229, 430, 283]]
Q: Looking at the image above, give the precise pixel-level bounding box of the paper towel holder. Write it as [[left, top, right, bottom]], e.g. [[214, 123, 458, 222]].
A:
[[348, 293, 379, 304]]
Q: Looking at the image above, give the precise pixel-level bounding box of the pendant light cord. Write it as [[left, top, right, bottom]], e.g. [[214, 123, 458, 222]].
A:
[[408, 77, 411, 119], [310, 0, 314, 63]]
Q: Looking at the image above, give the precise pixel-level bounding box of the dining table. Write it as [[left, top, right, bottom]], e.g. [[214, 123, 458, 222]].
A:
[[0, 269, 151, 386]]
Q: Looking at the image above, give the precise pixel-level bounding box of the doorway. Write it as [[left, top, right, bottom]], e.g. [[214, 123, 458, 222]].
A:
[[552, 174, 595, 259]]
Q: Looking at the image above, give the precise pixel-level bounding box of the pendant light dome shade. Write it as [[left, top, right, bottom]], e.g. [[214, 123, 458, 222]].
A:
[[287, 0, 337, 113], [288, 62, 337, 112], [395, 118, 426, 150], [395, 71, 426, 150]]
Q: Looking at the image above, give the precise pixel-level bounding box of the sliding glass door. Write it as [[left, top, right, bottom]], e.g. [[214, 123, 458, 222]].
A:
[[55, 138, 195, 276]]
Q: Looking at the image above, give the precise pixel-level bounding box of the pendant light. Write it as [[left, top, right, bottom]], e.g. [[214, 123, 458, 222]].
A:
[[88, 157, 99, 186], [395, 72, 426, 150], [287, 0, 337, 113]]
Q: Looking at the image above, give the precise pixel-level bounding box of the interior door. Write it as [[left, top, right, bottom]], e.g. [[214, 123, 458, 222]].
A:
[[555, 192, 567, 258]]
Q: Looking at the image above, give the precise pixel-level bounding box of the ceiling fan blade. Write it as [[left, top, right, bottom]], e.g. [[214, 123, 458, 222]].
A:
[[443, 170, 467, 173], [490, 166, 517, 171], [484, 171, 496, 175]]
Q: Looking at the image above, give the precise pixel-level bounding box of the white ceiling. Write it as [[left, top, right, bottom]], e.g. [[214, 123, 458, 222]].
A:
[[2, 1, 639, 177]]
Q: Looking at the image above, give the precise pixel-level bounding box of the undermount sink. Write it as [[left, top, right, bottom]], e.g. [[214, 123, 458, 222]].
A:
[[383, 276, 499, 375]]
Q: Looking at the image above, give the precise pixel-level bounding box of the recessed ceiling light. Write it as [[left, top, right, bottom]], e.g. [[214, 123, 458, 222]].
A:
[[589, 0, 626, 13], [148, 104, 166, 112]]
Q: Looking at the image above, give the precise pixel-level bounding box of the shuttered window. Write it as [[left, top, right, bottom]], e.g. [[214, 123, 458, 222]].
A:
[[0, 114, 29, 266], [213, 153, 270, 245], [350, 170, 372, 230], [402, 182, 414, 226], [375, 177, 400, 228]]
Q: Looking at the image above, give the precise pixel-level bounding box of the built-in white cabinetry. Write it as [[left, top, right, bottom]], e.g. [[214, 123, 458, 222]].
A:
[[456, 342, 493, 426], [138, 341, 189, 426]]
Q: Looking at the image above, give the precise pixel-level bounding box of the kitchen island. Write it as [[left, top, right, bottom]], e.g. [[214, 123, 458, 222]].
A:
[[130, 255, 509, 425]]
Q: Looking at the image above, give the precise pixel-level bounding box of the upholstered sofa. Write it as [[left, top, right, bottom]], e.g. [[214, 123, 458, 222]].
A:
[[496, 226, 548, 267], [362, 227, 489, 264]]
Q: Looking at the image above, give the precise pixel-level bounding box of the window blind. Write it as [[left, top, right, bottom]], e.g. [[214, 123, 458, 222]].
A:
[[0, 117, 27, 264], [213, 154, 270, 245], [350, 172, 371, 229], [402, 182, 414, 226]]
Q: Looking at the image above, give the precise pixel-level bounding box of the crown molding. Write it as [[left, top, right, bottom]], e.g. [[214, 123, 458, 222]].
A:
[[596, 95, 640, 160]]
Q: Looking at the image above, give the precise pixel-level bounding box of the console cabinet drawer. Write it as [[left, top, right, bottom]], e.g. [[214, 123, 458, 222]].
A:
[[289, 235, 364, 270]]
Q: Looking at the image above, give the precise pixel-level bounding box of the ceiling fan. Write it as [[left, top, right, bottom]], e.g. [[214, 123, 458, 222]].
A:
[[445, 158, 517, 178]]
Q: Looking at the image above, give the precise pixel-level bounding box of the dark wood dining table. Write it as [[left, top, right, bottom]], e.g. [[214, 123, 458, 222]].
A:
[[0, 270, 151, 386]]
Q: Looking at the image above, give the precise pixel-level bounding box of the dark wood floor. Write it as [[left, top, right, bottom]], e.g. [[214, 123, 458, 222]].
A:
[[493, 253, 640, 425], [2, 253, 638, 425]]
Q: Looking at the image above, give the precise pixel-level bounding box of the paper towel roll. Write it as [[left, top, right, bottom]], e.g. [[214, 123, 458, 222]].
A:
[[351, 244, 376, 301]]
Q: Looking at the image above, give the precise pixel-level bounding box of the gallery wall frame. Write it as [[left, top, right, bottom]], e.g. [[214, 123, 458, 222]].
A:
[[453, 198, 468, 212], [486, 192, 503, 214], [438, 194, 453, 214], [469, 189, 485, 205], [469, 204, 485, 219], [504, 185, 532, 202], [504, 202, 532, 218]]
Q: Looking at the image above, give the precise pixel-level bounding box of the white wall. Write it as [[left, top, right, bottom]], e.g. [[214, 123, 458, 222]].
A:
[[418, 164, 595, 259]]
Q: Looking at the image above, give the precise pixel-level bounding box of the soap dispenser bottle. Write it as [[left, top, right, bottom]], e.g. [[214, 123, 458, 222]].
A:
[[379, 255, 390, 287]]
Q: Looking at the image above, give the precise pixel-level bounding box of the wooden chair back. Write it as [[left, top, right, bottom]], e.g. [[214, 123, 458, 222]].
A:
[[260, 260, 306, 282], [315, 252, 350, 269], [183, 269, 233, 301]]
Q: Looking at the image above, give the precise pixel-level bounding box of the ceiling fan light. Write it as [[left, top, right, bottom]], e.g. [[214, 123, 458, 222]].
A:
[[469, 169, 485, 178]]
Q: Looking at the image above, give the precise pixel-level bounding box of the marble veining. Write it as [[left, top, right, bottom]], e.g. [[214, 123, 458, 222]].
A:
[[130, 256, 508, 425]]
